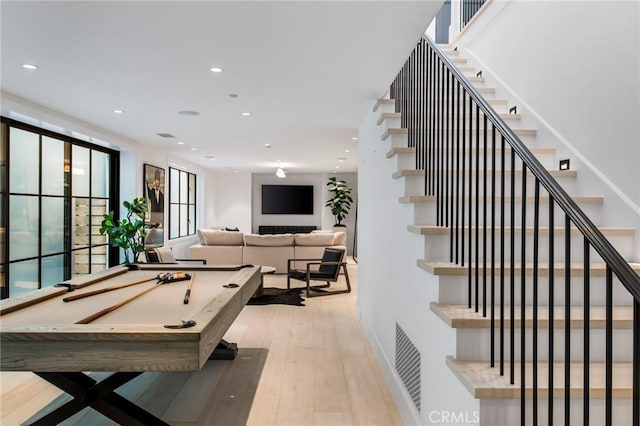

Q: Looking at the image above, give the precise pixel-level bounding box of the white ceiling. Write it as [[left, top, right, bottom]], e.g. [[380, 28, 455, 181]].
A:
[[1, 1, 441, 174]]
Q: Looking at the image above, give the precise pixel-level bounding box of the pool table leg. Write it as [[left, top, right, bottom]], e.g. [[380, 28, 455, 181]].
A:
[[32, 371, 169, 426], [209, 339, 239, 360]]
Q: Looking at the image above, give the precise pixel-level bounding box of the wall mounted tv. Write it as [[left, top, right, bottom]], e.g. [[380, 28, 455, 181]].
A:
[[262, 185, 314, 215]]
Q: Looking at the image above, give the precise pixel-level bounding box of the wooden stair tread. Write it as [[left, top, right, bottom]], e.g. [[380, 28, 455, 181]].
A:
[[386, 147, 415, 158], [392, 169, 577, 179], [383, 127, 537, 137], [399, 194, 602, 205], [377, 112, 401, 125], [418, 260, 640, 277], [430, 302, 633, 329], [373, 98, 394, 112], [447, 356, 633, 399], [381, 128, 408, 140], [408, 224, 634, 237]]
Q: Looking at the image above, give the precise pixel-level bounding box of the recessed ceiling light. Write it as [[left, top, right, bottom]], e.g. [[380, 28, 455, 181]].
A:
[[22, 63, 38, 70], [113, 109, 124, 114], [352, 137, 358, 141], [335, 165, 340, 169], [241, 112, 251, 116], [205, 155, 215, 160], [178, 110, 200, 116], [177, 141, 185, 145], [210, 67, 224, 73], [191, 147, 197, 151], [264, 144, 271, 148], [345, 149, 350, 153], [234, 170, 239, 173], [332, 170, 338, 174]]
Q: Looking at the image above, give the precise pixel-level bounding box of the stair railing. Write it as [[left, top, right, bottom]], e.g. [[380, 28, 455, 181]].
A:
[[389, 36, 640, 425], [461, 0, 486, 29]]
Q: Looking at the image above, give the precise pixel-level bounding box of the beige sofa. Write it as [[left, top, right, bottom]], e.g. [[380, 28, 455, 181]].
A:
[[189, 229, 346, 273]]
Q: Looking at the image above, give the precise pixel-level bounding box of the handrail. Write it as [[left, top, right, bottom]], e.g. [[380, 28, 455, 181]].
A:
[[423, 35, 640, 301]]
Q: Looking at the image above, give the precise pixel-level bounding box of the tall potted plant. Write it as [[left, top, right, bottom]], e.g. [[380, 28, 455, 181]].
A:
[[99, 197, 149, 263], [325, 177, 353, 226]]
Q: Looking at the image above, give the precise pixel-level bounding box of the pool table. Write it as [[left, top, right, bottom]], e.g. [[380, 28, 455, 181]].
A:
[[0, 263, 261, 425]]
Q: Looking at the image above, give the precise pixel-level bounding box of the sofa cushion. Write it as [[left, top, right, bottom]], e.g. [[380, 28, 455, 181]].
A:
[[294, 232, 334, 246], [333, 231, 347, 246], [197, 229, 244, 246], [244, 233, 294, 246]]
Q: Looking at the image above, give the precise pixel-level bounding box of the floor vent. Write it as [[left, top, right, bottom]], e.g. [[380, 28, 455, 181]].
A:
[[395, 323, 421, 411]]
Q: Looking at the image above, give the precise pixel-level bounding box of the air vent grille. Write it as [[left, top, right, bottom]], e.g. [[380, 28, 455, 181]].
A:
[[395, 323, 421, 411]]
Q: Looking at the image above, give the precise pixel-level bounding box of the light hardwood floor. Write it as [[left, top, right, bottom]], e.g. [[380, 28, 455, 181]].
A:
[[0, 261, 403, 425]]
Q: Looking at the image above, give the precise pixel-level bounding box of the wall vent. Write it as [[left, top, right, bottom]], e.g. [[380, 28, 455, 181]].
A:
[[395, 323, 421, 411]]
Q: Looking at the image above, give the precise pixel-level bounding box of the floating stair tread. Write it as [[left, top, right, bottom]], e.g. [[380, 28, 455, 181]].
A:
[[384, 127, 537, 136], [408, 225, 634, 237], [392, 169, 425, 178], [392, 169, 577, 179], [446, 356, 633, 399], [399, 195, 602, 205], [377, 112, 401, 125], [373, 98, 394, 112], [430, 302, 633, 329], [418, 260, 640, 277], [381, 128, 408, 140], [386, 147, 415, 158], [451, 57, 467, 64]]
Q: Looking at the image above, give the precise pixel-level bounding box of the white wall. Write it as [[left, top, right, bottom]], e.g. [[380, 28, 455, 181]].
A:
[[251, 172, 358, 253], [358, 104, 478, 425], [452, 0, 640, 256], [212, 171, 252, 233]]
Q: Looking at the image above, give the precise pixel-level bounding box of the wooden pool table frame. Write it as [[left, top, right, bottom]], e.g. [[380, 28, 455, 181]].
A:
[[0, 264, 261, 425]]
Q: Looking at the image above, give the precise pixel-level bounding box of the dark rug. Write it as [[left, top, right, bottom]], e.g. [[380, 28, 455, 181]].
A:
[[247, 287, 305, 306]]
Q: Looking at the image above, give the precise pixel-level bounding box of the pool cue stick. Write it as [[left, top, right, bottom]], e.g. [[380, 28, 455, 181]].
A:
[[63, 276, 157, 302], [183, 272, 195, 304], [75, 281, 161, 324]]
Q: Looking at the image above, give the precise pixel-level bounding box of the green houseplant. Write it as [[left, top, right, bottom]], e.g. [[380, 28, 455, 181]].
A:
[[325, 177, 353, 226], [99, 197, 149, 264]]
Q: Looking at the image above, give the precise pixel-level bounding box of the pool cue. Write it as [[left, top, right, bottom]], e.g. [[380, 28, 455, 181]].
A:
[[75, 281, 162, 324], [63, 276, 158, 302], [183, 272, 195, 304]]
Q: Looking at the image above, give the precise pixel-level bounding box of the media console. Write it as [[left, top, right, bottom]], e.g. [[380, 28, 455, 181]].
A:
[[259, 225, 317, 235]]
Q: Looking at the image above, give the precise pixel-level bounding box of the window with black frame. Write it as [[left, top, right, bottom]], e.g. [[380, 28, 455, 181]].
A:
[[168, 167, 196, 239], [0, 118, 118, 299]]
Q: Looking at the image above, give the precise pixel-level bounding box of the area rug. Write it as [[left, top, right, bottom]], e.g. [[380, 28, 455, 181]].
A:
[[247, 287, 305, 306]]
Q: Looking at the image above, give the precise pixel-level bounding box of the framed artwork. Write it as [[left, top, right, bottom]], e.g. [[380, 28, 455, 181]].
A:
[[143, 164, 165, 228]]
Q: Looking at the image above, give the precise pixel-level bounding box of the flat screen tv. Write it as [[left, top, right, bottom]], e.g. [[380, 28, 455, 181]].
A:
[[262, 185, 313, 215]]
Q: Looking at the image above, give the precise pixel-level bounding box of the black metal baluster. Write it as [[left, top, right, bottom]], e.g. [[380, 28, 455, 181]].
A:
[[564, 213, 571, 426], [455, 81, 461, 265], [500, 134, 505, 377], [510, 147, 516, 385], [440, 61, 445, 227], [533, 178, 540, 426], [605, 266, 612, 426], [490, 124, 496, 369], [634, 298, 640, 426], [549, 198, 555, 426], [483, 114, 488, 318], [520, 163, 527, 426], [583, 237, 590, 426], [461, 90, 466, 270], [465, 93, 478, 312], [445, 69, 450, 231], [475, 103, 480, 313]]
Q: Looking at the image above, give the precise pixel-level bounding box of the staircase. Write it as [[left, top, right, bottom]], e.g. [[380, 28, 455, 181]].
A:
[[371, 38, 640, 425]]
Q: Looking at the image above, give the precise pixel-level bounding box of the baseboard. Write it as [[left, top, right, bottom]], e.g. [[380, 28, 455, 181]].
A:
[[360, 310, 422, 426]]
